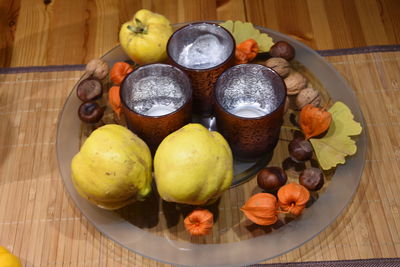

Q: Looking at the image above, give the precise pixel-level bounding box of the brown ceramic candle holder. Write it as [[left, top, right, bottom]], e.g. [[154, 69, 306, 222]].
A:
[[214, 64, 287, 160], [120, 63, 192, 153], [167, 22, 235, 116]]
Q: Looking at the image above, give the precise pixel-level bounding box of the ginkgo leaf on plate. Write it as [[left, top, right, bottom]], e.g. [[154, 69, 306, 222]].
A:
[[310, 101, 362, 170], [220, 20, 274, 52]]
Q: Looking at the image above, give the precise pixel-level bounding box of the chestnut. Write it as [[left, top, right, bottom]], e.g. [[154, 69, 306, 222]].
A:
[[76, 77, 103, 102], [257, 167, 287, 192], [78, 101, 105, 123], [299, 167, 324, 191], [269, 41, 295, 61], [288, 137, 313, 162]]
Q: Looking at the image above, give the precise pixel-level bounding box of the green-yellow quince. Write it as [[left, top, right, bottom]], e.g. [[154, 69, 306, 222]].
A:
[[71, 124, 152, 210], [0, 246, 22, 267], [154, 123, 233, 205], [119, 9, 174, 65]]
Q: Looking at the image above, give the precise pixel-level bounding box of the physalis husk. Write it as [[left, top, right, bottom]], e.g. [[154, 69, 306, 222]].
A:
[[310, 101, 362, 170]]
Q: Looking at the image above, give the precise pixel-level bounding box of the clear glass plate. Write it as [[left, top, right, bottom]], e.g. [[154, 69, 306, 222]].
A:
[[56, 22, 367, 267]]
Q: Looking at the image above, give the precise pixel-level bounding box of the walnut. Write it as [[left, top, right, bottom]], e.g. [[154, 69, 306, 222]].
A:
[[295, 87, 321, 109], [284, 71, 307, 95], [85, 58, 109, 80], [264, 57, 291, 78]]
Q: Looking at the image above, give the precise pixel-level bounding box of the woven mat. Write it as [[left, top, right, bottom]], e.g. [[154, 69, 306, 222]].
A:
[[251, 258, 400, 267], [0, 51, 400, 266]]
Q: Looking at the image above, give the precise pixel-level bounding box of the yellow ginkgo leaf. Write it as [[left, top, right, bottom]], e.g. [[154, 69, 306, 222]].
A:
[[220, 20, 274, 52], [327, 101, 362, 136], [310, 101, 362, 170]]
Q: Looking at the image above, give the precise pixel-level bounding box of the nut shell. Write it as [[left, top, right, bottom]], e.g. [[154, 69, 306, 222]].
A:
[[257, 167, 287, 192], [288, 137, 313, 162], [299, 167, 324, 191], [76, 78, 103, 102], [264, 57, 291, 78], [269, 41, 295, 61], [284, 71, 307, 95], [85, 58, 109, 80], [296, 88, 321, 109], [78, 101, 105, 123]]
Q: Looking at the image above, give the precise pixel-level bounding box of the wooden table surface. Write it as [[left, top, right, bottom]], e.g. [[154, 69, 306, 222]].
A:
[[1, 1, 400, 267], [1, 0, 399, 68]]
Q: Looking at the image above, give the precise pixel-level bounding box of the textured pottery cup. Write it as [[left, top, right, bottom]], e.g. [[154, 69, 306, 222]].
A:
[[167, 22, 235, 116], [214, 64, 287, 160], [120, 63, 192, 153]]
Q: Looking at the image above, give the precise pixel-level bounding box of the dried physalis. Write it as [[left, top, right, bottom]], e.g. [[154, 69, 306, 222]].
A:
[[110, 62, 134, 85], [109, 85, 122, 118], [241, 193, 278, 226], [184, 209, 214, 236], [235, 39, 259, 64], [299, 104, 332, 139], [277, 183, 310, 216]]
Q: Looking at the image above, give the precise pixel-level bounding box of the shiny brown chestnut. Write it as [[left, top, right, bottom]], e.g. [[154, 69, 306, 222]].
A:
[[288, 137, 313, 162], [78, 101, 105, 123], [299, 167, 324, 191], [257, 166, 288, 192], [269, 41, 295, 61], [76, 77, 103, 102]]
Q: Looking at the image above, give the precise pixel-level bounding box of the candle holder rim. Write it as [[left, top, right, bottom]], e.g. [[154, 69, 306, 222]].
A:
[[166, 22, 236, 72], [120, 63, 193, 119], [213, 63, 287, 120]]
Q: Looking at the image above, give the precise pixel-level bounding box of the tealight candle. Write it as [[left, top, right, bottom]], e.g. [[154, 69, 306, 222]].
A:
[[214, 64, 287, 159], [120, 63, 192, 152], [167, 22, 235, 116]]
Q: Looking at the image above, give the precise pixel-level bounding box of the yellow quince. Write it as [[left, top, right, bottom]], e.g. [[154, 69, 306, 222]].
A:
[[0, 246, 22, 267], [71, 124, 152, 210], [154, 123, 233, 205], [119, 9, 174, 65]]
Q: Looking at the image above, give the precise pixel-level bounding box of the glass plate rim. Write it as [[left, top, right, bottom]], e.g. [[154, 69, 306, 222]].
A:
[[56, 21, 368, 267]]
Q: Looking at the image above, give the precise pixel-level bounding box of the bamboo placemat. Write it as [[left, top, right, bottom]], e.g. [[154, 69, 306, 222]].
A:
[[1, 51, 400, 266]]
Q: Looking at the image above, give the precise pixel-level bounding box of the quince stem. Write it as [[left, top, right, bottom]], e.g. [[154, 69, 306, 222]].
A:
[[127, 18, 147, 34]]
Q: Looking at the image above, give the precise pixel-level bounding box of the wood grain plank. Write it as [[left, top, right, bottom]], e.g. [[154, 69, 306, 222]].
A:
[[324, 0, 366, 49], [244, 0, 280, 33], [45, 0, 88, 65], [216, 0, 246, 21], [0, 0, 20, 67], [118, 0, 143, 27], [2, 0, 400, 67], [306, 0, 334, 49], [355, 0, 389, 45], [379, 0, 400, 43], [274, 0, 315, 48], [178, 0, 217, 22], [10, 0, 50, 66]]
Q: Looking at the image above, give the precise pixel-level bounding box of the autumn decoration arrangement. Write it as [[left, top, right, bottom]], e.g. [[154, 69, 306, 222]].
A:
[[71, 10, 363, 237]]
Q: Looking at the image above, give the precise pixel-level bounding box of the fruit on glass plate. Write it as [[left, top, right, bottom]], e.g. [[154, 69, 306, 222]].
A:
[[76, 77, 103, 102], [257, 166, 287, 192], [0, 246, 22, 267], [77, 101, 105, 124], [154, 123, 233, 205], [119, 9, 174, 65], [71, 124, 152, 210]]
